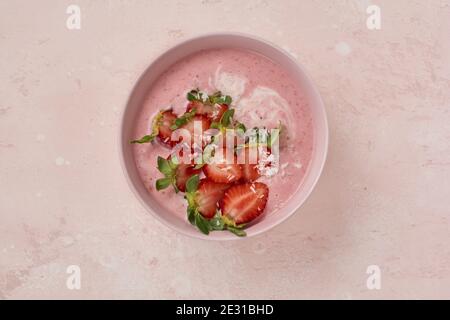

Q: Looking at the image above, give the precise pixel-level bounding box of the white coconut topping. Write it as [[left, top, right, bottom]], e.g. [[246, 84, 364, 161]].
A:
[[209, 65, 247, 102], [235, 86, 295, 136], [293, 162, 302, 169], [257, 151, 279, 177]]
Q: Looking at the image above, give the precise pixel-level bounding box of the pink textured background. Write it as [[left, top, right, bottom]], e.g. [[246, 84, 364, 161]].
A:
[[1, 0, 449, 299]]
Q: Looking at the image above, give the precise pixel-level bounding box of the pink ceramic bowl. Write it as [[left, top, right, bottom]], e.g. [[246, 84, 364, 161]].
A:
[[119, 33, 328, 240]]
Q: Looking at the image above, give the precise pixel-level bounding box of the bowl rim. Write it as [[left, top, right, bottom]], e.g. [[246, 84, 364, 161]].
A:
[[118, 32, 329, 240]]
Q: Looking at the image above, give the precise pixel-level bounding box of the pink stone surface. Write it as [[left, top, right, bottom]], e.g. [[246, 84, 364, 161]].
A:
[[1, 0, 449, 299]]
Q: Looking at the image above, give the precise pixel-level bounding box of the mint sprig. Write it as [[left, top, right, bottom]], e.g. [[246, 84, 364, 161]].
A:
[[155, 156, 179, 193], [235, 121, 246, 135], [155, 177, 171, 190], [130, 135, 154, 144], [187, 89, 203, 102], [170, 109, 197, 130], [210, 108, 235, 131], [130, 111, 165, 144], [208, 91, 232, 105], [220, 108, 235, 127], [209, 211, 225, 230], [208, 210, 247, 237], [185, 173, 199, 193], [226, 226, 247, 237], [187, 89, 232, 106]]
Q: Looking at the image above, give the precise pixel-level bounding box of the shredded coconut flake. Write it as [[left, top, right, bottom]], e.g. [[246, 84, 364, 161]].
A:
[[236, 86, 296, 136], [210, 65, 247, 102], [293, 162, 302, 169]]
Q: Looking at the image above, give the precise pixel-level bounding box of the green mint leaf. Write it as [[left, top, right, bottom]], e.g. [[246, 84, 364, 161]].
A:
[[187, 89, 202, 102], [268, 128, 280, 149], [187, 207, 196, 225], [235, 122, 246, 134], [185, 174, 199, 193], [170, 109, 197, 130], [171, 121, 180, 130], [210, 121, 219, 129], [208, 91, 221, 104], [157, 156, 173, 176], [189, 89, 232, 106], [187, 92, 197, 101], [186, 108, 197, 119], [185, 191, 196, 209], [223, 95, 232, 105], [171, 117, 186, 130], [155, 178, 171, 190], [209, 211, 225, 231], [195, 213, 210, 235], [220, 109, 235, 127], [130, 135, 154, 144], [227, 226, 246, 237], [168, 155, 179, 169], [209, 91, 232, 106], [175, 118, 184, 126], [210, 91, 222, 98], [172, 181, 180, 193]]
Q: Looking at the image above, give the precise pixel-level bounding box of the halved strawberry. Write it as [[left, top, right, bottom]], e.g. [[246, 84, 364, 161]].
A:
[[179, 114, 211, 147], [212, 104, 229, 122], [155, 155, 200, 193], [203, 149, 242, 183], [174, 162, 201, 192], [237, 146, 260, 182], [241, 163, 260, 182], [195, 179, 230, 218], [184, 175, 231, 235], [130, 110, 177, 146], [236, 145, 274, 182], [187, 100, 229, 122], [220, 182, 269, 225], [186, 96, 228, 121], [186, 100, 214, 116], [156, 110, 177, 146]]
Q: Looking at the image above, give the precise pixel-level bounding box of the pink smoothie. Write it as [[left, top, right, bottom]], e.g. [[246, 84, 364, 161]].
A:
[[133, 48, 314, 223]]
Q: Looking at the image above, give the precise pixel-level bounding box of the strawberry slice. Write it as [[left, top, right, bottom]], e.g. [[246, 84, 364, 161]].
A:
[[195, 179, 230, 218], [155, 155, 201, 193], [220, 182, 269, 225], [174, 162, 201, 192], [203, 149, 242, 183], [184, 175, 230, 235], [212, 104, 229, 122], [236, 145, 274, 182], [186, 100, 214, 116], [242, 162, 260, 182], [178, 114, 211, 147], [157, 110, 177, 146], [187, 101, 229, 122], [238, 146, 260, 182]]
